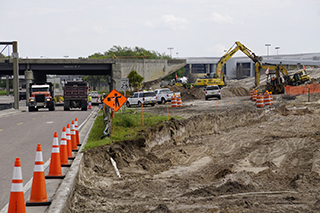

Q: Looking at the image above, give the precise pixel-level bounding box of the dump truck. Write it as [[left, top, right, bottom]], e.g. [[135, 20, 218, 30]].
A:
[[28, 82, 55, 112], [63, 81, 88, 111]]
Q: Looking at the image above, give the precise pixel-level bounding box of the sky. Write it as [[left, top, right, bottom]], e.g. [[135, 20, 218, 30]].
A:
[[1, 0, 320, 59]]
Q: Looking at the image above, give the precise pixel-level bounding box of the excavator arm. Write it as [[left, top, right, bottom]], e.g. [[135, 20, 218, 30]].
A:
[[215, 41, 263, 82]]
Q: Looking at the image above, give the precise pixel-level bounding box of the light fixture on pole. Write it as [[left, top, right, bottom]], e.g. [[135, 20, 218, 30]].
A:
[[275, 46, 280, 55], [265, 43, 271, 57], [167, 47, 174, 58]]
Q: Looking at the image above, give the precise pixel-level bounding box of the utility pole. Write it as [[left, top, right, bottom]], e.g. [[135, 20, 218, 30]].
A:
[[12, 41, 19, 109]]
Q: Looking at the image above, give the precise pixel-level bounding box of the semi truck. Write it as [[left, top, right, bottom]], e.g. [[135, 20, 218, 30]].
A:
[[63, 81, 88, 111], [28, 82, 55, 112]]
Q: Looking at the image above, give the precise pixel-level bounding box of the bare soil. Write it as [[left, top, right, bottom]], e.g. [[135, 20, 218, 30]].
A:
[[68, 68, 320, 212]]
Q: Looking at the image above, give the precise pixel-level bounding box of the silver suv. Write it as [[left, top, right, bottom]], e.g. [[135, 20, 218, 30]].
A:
[[126, 91, 157, 107], [204, 85, 221, 100]]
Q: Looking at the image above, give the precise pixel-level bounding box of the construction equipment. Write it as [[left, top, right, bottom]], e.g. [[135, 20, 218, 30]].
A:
[[175, 76, 188, 87], [63, 81, 88, 111], [256, 64, 311, 94], [214, 41, 311, 94], [257, 64, 287, 94], [28, 82, 55, 112], [195, 41, 262, 87]]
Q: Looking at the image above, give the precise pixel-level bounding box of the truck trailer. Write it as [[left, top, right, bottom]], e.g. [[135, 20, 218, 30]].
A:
[[63, 81, 88, 111]]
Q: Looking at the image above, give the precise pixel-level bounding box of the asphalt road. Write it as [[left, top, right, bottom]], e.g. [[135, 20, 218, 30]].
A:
[[0, 106, 92, 210]]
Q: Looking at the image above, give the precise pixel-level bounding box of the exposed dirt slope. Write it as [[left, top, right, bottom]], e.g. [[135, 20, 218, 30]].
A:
[[68, 102, 320, 212]]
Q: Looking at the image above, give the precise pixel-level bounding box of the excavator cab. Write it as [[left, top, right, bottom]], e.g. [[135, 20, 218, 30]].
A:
[[265, 72, 285, 94]]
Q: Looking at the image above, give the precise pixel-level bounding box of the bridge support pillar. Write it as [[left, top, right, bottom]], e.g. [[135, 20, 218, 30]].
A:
[[112, 63, 122, 91], [25, 70, 34, 104]]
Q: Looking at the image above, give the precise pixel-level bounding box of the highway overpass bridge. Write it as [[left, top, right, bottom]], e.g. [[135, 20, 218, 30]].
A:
[[0, 58, 186, 91]]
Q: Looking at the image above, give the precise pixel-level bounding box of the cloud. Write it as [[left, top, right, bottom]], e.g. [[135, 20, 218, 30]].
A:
[[161, 14, 188, 30], [207, 12, 236, 24], [207, 44, 228, 55], [143, 21, 156, 28]]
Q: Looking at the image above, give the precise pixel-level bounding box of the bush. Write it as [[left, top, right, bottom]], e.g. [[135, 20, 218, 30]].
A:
[[113, 114, 135, 128]]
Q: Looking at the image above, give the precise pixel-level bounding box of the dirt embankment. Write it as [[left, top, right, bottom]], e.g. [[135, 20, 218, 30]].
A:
[[68, 104, 320, 212], [167, 85, 249, 102]]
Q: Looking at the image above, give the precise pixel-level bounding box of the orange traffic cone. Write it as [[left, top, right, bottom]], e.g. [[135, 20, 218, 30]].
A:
[[66, 124, 74, 160], [45, 132, 64, 179], [8, 158, 26, 213], [60, 127, 71, 167], [88, 102, 92, 109], [71, 121, 78, 152], [75, 118, 81, 146], [26, 144, 51, 206]]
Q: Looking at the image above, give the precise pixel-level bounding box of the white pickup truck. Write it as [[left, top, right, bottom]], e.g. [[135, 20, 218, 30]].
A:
[[154, 88, 174, 104]]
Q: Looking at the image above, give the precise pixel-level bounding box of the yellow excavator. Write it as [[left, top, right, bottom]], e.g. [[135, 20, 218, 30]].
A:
[[194, 41, 310, 93], [195, 41, 262, 87], [255, 64, 311, 94]]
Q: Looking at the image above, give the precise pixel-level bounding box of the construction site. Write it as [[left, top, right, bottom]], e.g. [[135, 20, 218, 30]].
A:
[[59, 66, 320, 212]]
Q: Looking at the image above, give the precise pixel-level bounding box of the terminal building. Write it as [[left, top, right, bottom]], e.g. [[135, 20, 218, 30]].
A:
[[184, 52, 320, 79]]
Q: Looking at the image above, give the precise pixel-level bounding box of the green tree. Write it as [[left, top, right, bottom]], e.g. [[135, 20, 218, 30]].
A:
[[82, 46, 171, 89], [82, 75, 109, 91], [163, 67, 186, 80], [87, 45, 171, 59], [127, 70, 144, 90]]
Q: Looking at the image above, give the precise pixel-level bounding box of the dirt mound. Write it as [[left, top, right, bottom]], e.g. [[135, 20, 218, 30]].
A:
[[166, 85, 250, 101], [222, 86, 250, 97], [167, 85, 205, 101], [275, 105, 314, 116]]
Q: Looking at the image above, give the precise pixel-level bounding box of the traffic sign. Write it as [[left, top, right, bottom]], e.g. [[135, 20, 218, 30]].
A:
[[103, 89, 127, 112], [120, 78, 129, 91]]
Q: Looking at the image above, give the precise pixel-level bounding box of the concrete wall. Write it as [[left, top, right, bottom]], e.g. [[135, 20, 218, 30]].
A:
[[112, 59, 186, 91]]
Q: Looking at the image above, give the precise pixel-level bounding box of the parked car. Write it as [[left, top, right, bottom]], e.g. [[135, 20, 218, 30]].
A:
[[126, 91, 157, 107], [154, 88, 174, 104], [204, 85, 221, 100], [89, 91, 101, 104]]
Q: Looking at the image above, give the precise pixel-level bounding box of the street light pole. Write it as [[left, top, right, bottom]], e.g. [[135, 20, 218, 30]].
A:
[[265, 43, 271, 57], [275, 46, 280, 55], [167, 47, 174, 58]]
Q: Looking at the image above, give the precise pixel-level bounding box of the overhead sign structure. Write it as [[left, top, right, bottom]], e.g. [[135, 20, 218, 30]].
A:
[[103, 89, 127, 112], [120, 78, 129, 91]]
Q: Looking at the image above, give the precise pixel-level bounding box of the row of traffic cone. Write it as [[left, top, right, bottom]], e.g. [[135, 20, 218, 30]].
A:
[[7, 118, 81, 212]]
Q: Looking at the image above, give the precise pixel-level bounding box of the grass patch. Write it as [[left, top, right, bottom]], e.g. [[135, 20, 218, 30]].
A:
[[83, 109, 179, 151], [0, 90, 12, 95], [82, 112, 112, 151]]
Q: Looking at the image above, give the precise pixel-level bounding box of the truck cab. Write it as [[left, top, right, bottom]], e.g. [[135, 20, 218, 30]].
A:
[[28, 83, 55, 112]]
